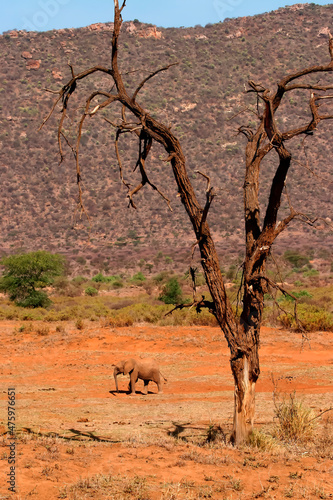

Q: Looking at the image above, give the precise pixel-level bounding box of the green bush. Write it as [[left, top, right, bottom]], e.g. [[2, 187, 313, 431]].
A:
[[92, 272, 105, 283], [130, 272, 146, 285], [284, 250, 309, 269], [302, 269, 319, 278], [17, 290, 51, 308], [85, 287, 98, 297], [158, 277, 183, 305], [110, 279, 124, 289], [278, 303, 333, 331], [92, 273, 122, 285], [278, 290, 312, 302], [0, 251, 65, 308]]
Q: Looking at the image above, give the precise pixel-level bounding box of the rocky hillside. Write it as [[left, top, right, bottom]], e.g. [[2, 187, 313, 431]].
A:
[[0, 3, 332, 275]]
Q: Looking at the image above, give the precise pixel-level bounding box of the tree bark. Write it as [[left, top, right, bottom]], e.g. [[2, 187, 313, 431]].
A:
[[231, 355, 257, 444]]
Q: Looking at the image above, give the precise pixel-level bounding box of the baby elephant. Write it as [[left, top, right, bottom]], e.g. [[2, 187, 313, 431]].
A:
[[113, 358, 166, 395]]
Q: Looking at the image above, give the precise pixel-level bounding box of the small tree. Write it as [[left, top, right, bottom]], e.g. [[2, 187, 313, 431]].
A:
[[41, 2, 333, 443], [0, 251, 65, 308], [159, 277, 183, 305]]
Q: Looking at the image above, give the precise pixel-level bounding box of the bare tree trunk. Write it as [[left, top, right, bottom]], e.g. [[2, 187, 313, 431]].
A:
[[232, 355, 257, 445], [170, 152, 260, 444]]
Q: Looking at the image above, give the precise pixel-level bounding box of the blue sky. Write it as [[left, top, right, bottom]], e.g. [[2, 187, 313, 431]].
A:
[[1, 0, 331, 33]]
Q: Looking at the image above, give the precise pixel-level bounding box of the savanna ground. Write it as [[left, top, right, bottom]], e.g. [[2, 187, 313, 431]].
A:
[[0, 318, 332, 500]]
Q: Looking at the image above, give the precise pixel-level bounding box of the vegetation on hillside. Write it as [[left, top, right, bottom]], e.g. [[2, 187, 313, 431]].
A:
[[0, 251, 332, 331], [0, 4, 332, 275]]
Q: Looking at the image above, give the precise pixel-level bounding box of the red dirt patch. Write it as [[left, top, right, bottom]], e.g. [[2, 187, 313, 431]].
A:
[[0, 323, 332, 499]]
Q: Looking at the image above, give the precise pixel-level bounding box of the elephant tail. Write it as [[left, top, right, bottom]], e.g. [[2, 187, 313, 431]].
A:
[[160, 371, 167, 382]]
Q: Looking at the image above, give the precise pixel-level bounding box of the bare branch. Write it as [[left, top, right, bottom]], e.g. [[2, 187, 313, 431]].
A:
[[270, 37, 333, 112], [251, 275, 306, 333], [59, 131, 76, 159], [195, 170, 217, 237], [244, 39, 333, 258], [273, 210, 297, 238], [246, 80, 266, 93], [278, 63, 333, 95], [132, 63, 178, 102], [280, 93, 333, 141], [39, 65, 113, 132], [114, 128, 132, 189], [119, 1, 126, 13], [43, 87, 61, 94], [165, 295, 215, 317], [227, 106, 259, 122], [58, 111, 68, 162], [237, 125, 254, 140], [189, 267, 197, 300], [309, 406, 333, 422], [262, 144, 292, 233], [113, 127, 172, 210], [285, 83, 333, 92], [38, 94, 63, 131]]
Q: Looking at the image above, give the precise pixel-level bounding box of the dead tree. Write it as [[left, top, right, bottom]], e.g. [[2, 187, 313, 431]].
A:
[[41, 1, 333, 444]]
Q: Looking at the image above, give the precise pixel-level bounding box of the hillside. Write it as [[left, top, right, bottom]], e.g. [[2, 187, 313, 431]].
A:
[[0, 3, 332, 275]]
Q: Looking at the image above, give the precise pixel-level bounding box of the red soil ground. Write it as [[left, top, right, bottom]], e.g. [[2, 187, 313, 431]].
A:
[[0, 322, 332, 499]]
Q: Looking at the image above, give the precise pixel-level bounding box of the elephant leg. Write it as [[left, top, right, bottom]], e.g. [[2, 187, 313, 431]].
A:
[[143, 380, 149, 395], [129, 373, 137, 394], [156, 375, 163, 393]]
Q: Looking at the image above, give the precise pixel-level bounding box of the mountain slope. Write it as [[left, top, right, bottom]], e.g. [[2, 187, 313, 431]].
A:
[[0, 3, 332, 274]]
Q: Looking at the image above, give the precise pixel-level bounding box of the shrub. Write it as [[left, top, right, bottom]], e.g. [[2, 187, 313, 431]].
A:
[[248, 429, 278, 451], [72, 276, 88, 285], [53, 276, 70, 293], [278, 304, 333, 331], [278, 290, 312, 302], [153, 271, 171, 284], [92, 272, 105, 283], [130, 272, 146, 285], [104, 313, 134, 327], [85, 287, 98, 297], [111, 279, 124, 289], [36, 325, 50, 336], [284, 250, 309, 269], [273, 393, 316, 443], [158, 277, 183, 305], [302, 268, 319, 278], [75, 318, 84, 330], [226, 264, 237, 281]]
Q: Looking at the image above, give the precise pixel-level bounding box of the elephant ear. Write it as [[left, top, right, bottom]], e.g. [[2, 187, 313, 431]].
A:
[[123, 359, 135, 375]]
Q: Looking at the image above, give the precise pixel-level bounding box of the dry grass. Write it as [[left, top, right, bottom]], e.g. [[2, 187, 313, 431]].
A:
[[58, 473, 151, 499], [0, 284, 332, 331], [273, 393, 317, 443], [3, 420, 333, 500], [247, 429, 279, 452]]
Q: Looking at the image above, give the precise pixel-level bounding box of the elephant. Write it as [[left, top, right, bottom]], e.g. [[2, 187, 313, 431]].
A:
[[113, 357, 166, 395]]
